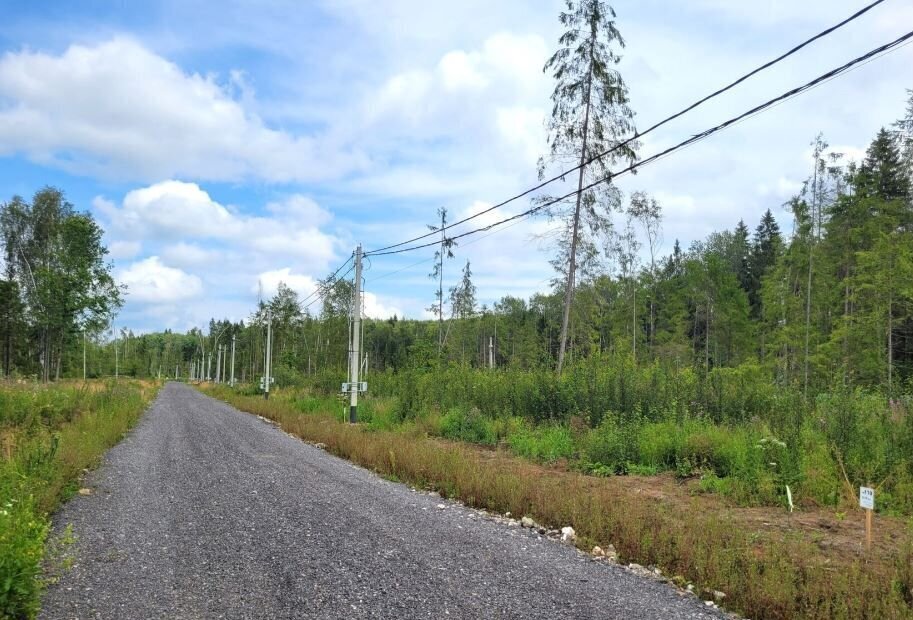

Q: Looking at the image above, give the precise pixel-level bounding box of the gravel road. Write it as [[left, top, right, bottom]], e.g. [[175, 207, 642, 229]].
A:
[[41, 382, 727, 619]]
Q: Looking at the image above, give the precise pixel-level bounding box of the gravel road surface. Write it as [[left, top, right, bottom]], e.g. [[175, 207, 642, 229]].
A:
[[41, 382, 727, 619]]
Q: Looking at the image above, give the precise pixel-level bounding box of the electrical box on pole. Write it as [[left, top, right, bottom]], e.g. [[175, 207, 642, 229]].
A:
[[346, 245, 364, 423]]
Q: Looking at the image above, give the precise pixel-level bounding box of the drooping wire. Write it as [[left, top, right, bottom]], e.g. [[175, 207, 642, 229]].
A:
[[366, 29, 913, 257], [298, 253, 355, 308], [303, 262, 356, 312], [363, 0, 891, 255]]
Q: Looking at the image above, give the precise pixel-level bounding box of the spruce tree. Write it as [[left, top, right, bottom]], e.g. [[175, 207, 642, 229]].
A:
[[539, 0, 637, 374]]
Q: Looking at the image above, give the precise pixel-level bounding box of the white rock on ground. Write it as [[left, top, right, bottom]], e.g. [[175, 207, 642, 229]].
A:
[[521, 516, 536, 529], [560, 526, 576, 543]]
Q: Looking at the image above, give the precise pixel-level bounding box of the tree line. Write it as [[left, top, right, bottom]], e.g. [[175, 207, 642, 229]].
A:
[[1, 188, 122, 381]]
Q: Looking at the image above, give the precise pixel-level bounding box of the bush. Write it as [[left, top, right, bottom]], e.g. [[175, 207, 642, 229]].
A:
[[581, 417, 626, 474], [439, 407, 497, 445], [507, 423, 574, 462]]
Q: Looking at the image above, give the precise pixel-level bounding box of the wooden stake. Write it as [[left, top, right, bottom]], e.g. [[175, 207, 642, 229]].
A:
[[865, 508, 873, 551]]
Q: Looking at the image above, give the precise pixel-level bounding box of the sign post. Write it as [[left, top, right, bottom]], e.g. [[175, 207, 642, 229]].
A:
[[859, 486, 874, 551]]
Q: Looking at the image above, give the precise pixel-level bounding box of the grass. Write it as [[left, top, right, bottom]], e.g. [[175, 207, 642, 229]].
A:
[[0, 379, 156, 620], [203, 384, 913, 620]]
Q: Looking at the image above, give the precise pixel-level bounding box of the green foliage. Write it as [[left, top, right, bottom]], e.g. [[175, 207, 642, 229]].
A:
[[439, 407, 498, 445], [507, 423, 575, 463], [0, 381, 151, 618]]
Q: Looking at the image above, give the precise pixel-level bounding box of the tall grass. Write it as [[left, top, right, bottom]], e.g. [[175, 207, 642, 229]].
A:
[[0, 380, 154, 619], [303, 358, 913, 514], [203, 384, 913, 620]]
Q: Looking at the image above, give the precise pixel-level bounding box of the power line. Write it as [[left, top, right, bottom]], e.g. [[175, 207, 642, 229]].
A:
[[298, 253, 355, 307], [366, 29, 913, 257], [364, 0, 890, 255], [303, 263, 356, 311], [365, 216, 533, 284]]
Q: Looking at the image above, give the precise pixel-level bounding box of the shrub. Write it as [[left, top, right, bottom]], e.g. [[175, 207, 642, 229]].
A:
[[581, 417, 626, 473], [439, 408, 497, 445], [507, 423, 574, 462]]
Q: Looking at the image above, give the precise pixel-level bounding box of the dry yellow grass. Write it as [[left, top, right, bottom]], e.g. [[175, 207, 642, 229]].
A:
[[204, 385, 913, 620]]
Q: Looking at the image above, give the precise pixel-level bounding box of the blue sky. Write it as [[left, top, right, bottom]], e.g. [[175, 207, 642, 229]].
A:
[[1, 0, 911, 332]]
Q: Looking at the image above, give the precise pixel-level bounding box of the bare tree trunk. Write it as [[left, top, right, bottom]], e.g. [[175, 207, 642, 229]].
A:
[[55, 337, 62, 381], [632, 285, 637, 361], [803, 153, 821, 398], [888, 266, 893, 391], [557, 45, 595, 376]]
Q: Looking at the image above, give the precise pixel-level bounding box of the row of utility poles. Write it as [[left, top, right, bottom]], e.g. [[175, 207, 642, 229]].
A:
[[188, 334, 239, 387]]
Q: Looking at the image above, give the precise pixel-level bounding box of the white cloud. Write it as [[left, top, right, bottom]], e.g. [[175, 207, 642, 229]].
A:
[[363, 292, 404, 319], [96, 181, 338, 265], [756, 177, 803, 199], [98, 181, 239, 238], [161, 242, 219, 267], [350, 32, 549, 199], [265, 195, 333, 227], [107, 240, 141, 260], [117, 256, 203, 303], [255, 268, 320, 300], [0, 37, 365, 183]]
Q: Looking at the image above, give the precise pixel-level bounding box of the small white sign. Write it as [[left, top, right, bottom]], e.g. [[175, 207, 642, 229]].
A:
[[860, 486, 875, 510]]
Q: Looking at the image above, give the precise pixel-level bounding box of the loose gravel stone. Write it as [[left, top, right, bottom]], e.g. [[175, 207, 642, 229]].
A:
[[40, 383, 727, 619]]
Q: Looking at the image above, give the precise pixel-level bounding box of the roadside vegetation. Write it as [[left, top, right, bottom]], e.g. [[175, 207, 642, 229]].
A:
[[0, 380, 154, 620], [204, 383, 913, 620]]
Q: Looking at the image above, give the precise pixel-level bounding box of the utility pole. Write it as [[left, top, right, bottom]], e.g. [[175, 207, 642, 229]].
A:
[[216, 346, 222, 384], [114, 327, 119, 380], [230, 335, 236, 387], [207, 352, 212, 382], [264, 310, 272, 400], [348, 245, 364, 423]]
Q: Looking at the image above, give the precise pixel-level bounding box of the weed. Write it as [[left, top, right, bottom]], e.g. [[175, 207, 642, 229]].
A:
[[207, 384, 913, 620], [0, 380, 153, 619]]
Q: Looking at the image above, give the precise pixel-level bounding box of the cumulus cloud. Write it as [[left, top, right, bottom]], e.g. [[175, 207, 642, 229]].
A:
[[107, 240, 142, 260], [255, 268, 320, 300], [348, 32, 550, 199], [363, 292, 404, 319], [0, 37, 365, 183], [95, 181, 338, 265], [160, 242, 220, 267], [117, 256, 203, 303]]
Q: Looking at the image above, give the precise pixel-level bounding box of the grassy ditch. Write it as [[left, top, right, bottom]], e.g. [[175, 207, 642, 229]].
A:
[[204, 384, 913, 620], [0, 380, 156, 620]]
